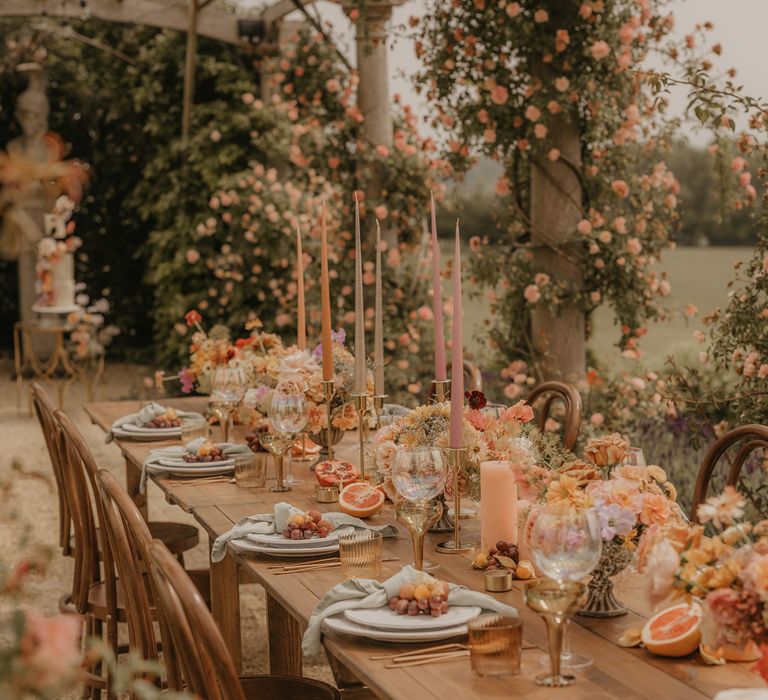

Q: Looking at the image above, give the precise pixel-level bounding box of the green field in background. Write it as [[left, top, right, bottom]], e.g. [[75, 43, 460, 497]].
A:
[[454, 246, 753, 369]]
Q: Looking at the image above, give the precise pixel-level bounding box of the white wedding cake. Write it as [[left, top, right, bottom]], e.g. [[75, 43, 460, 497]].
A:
[[33, 196, 80, 313]]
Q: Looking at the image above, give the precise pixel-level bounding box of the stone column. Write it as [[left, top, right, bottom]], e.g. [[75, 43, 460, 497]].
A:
[[530, 106, 585, 383], [346, 1, 402, 246]]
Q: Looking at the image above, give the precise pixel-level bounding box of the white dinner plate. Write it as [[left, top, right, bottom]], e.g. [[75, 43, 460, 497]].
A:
[[157, 458, 234, 469], [230, 539, 339, 557], [122, 423, 181, 435], [344, 605, 481, 631], [322, 615, 468, 643], [245, 527, 350, 548], [147, 463, 235, 477]]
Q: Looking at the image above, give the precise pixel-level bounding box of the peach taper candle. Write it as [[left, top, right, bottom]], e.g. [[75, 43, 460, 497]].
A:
[[320, 201, 333, 382]]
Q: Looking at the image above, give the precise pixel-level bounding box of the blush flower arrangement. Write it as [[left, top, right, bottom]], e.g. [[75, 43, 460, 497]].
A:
[[637, 487, 768, 680]]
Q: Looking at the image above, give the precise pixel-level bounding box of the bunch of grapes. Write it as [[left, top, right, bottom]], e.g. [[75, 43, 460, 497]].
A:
[[281, 511, 333, 540], [473, 540, 520, 572], [183, 444, 225, 463], [145, 414, 181, 429], [387, 576, 450, 617], [245, 427, 268, 453]]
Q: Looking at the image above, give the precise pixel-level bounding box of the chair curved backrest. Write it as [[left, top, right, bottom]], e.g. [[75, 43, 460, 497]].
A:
[[525, 381, 582, 451], [690, 424, 768, 522], [31, 383, 71, 555], [147, 540, 243, 700], [94, 470, 158, 670], [54, 410, 120, 656]]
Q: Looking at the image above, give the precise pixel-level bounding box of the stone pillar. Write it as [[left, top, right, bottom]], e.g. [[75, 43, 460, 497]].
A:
[[347, 1, 402, 246], [530, 108, 585, 383]]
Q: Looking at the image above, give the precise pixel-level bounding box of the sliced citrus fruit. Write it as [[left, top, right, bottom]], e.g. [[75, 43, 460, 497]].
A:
[[641, 602, 702, 657], [338, 481, 385, 518], [314, 460, 359, 488]]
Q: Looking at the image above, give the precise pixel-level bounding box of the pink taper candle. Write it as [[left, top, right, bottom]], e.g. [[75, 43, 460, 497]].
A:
[[430, 192, 447, 381], [449, 221, 463, 449], [320, 202, 333, 381], [374, 221, 385, 396], [353, 193, 366, 394], [480, 461, 518, 550], [296, 223, 306, 351]]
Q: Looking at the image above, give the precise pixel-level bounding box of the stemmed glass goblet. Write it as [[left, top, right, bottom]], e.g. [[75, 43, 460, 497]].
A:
[[208, 365, 247, 443], [392, 446, 447, 571], [526, 505, 602, 685], [264, 390, 308, 492]]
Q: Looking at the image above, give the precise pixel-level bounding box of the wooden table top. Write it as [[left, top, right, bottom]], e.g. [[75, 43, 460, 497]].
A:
[[85, 399, 764, 699]]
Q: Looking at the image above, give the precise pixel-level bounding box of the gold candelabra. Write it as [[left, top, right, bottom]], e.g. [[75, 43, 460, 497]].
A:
[[436, 447, 478, 554], [432, 379, 450, 404], [351, 392, 368, 480], [372, 394, 387, 430], [321, 379, 335, 461]]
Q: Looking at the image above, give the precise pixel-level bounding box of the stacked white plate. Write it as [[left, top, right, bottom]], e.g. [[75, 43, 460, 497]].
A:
[[231, 528, 349, 558], [146, 456, 236, 478], [112, 415, 196, 440], [323, 604, 481, 643]]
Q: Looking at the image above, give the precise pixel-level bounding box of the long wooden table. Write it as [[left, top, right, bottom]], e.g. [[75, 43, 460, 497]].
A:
[[84, 398, 765, 699]]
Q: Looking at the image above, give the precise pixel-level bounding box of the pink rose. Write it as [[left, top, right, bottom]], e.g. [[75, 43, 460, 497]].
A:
[[505, 1, 521, 17], [644, 540, 679, 606], [186, 249, 200, 264], [534, 9, 549, 22], [534, 123, 548, 139], [731, 156, 747, 173], [590, 40, 611, 60], [491, 85, 509, 105], [555, 76, 570, 92], [525, 105, 541, 122], [374, 205, 388, 220], [503, 383, 522, 400], [612, 179, 630, 198], [577, 219, 592, 235], [547, 148, 561, 162], [523, 284, 541, 303], [627, 237, 642, 255]]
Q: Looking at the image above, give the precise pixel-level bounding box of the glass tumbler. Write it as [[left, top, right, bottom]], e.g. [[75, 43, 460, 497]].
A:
[[338, 530, 383, 579], [234, 452, 268, 488], [468, 614, 523, 677]]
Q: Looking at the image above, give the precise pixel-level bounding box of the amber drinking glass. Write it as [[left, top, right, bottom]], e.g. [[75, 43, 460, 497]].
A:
[[468, 614, 523, 677]]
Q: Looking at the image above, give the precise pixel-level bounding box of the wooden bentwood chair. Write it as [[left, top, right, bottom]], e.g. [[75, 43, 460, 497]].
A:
[[31, 382, 72, 556], [53, 409, 208, 698], [525, 381, 583, 451], [146, 538, 341, 700], [690, 424, 768, 522]]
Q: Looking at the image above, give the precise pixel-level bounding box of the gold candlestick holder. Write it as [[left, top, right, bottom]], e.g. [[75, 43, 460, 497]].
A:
[[436, 447, 478, 554], [372, 394, 387, 430], [321, 379, 335, 461], [350, 392, 368, 481], [432, 379, 451, 404]]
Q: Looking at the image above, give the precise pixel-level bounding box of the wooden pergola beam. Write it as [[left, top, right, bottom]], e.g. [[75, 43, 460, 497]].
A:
[[1, 0, 244, 45]]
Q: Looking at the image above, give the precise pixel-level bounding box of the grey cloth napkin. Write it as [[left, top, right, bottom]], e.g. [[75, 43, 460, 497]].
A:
[[302, 564, 519, 659], [211, 501, 398, 563], [106, 402, 201, 443], [140, 437, 250, 493]]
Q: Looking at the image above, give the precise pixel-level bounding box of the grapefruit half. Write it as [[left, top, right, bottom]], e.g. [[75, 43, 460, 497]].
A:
[[338, 482, 385, 518], [641, 602, 702, 657]]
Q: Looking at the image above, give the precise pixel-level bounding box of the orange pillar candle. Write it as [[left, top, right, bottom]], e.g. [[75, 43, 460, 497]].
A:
[[320, 201, 333, 381], [480, 461, 518, 550], [296, 223, 306, 351]]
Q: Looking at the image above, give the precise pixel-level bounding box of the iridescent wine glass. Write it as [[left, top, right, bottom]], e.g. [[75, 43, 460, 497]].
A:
[[392, 445, 447, 571], [208, 365, 247, 443], [267, 390, 308, 491], [528, 505, 602, 675]]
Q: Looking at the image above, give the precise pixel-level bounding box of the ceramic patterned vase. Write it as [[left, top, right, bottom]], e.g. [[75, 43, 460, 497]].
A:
[[578, 539, 633, 617]]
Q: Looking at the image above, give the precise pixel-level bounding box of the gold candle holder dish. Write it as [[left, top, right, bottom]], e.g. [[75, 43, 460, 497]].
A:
[[436, 447, 479, 554], [484, 569, 513, 592], [315, 485, 339, 503]]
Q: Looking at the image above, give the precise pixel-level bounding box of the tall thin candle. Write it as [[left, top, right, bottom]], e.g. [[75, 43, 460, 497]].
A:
[[449, 221, 464, 449], [320, 201, 333, 381], [431, 193, 447, 381], [353, 193, 366, 394], [295, 223, 306, 351], [374, 221, 385, 396]]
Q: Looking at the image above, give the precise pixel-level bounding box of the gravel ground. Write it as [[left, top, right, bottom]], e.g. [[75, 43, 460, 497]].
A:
[[0, 358, 333, 698]]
